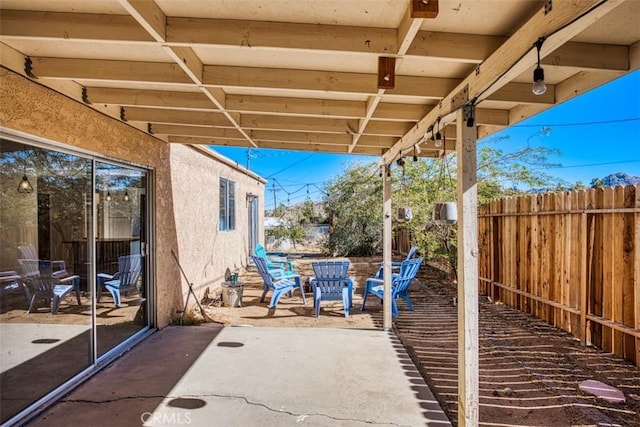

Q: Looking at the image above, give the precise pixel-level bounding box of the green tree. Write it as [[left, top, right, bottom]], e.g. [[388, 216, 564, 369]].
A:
[[590, 177, 604, 188], [287, 223, 307, 249], [321, 140, 563, 274], [323, 163, 383, 256], [299, 200, 317, 225], [571, 181, 586, 190]]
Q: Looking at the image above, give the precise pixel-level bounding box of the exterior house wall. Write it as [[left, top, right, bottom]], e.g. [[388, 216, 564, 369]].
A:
[[170, 143, 265, 301], [0, 68, 264, 327]]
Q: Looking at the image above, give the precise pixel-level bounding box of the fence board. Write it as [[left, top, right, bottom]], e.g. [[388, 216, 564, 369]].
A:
[[477, 185, 639, 366]]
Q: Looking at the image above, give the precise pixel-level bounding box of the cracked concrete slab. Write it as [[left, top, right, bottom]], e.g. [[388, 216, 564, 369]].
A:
[[27, 325, 451, 426]]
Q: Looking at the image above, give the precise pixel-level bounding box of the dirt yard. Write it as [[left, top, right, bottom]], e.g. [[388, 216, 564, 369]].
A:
[[203, 254, 640, 426]]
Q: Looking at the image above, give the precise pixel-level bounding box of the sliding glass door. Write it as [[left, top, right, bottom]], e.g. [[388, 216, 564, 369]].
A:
[[0, 139, 93, 422], [95, 162, 148, 357], [0, 136, 152, 423]]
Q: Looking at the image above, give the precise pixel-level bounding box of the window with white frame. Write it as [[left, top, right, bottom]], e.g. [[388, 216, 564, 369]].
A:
[[219, 177, 236, 231]]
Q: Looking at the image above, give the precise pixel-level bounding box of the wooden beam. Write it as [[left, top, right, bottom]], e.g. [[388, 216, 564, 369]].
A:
[[29, 57, 192, 84], [0, 10, 153, 41], [169, 137, 380, 155], [362, 121, 414, 137], [28, 57, 558, 106], [166, 16, 397, 54], [204, 65, 461, 97], [86, 87, 214, 110], [398, 3, 425, 55], [118, 0, 250, 146], [248, 130, 395, 147], [555, 70, 626, 104], [373, 103, 432, 121], [489, 82, 555, 104], [456, 106, 479, 426], [227, 95, 366, 119], [123, 107, 233, 127], [477, 125, 506, 140], [166, 46, 203, 83], [151, 124, 243, 138], [544, 42, 629, 71], [382, 164, 393, 330], [168, 135, 250, 146], [383, 0, 625, 164], [119, 0, 166, 43], [474, 109, 509, 126], [239, 114, 358, 134], [409, 31, 504, 63], [1, 10, 630, 73]]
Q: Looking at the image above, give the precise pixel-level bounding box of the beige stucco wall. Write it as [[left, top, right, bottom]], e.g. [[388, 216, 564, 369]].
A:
[[170, 144, 265, 299], [0, 68, 264, 327]]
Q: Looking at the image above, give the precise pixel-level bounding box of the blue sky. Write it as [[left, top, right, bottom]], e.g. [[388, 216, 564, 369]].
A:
[[213, 70, 640, 211]]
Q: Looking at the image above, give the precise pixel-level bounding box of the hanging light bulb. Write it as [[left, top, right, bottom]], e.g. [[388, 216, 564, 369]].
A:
[[413, 146, 418, 162], [105, 190, 112, 201], [434, 118, 443, 148], [123, 189, 130, 202], [532, 37, 547, 95], [17, 173, 33, 194], [434, 131, 443, 148]]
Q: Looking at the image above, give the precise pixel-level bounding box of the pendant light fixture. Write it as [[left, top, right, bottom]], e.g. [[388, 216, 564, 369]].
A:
[[17, 173, 33, 194], [123, 189, 130, 202], [532, 37, 547, 95], [434, 118, 443, 148], [105, 190, 112, 201]]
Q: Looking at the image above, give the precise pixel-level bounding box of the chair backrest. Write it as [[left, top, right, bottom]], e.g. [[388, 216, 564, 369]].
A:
[[406, 246, 418, 261], [18, 245, 38, 260], [311, 260, 350, 299], [19, 244, 68, 277], [392, 257, 423, 295], [118, 254, 142, 287], [254, 243, 291, 271], [18, 259, 55, 296], [250, 254, 275, 289], [255, 244, 268, 259]]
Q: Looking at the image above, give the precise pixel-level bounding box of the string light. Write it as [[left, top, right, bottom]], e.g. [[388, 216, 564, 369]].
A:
[[17, 174, 33, 194], [532, 37, 547, 95], [434, 118, 443, 148]]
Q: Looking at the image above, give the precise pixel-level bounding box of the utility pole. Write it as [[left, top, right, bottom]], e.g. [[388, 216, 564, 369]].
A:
[[270, 181, 277, 214]]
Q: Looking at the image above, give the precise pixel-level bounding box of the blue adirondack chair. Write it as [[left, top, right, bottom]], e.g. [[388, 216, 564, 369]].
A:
[[310, 260, 353, 317], [363, 257, 423, 317], [255, 243, 295, 272], [375, 245, 418, 279], [251, 255, 306, 308], [97, 254, 142, 307], [18, 259, 81, 314]]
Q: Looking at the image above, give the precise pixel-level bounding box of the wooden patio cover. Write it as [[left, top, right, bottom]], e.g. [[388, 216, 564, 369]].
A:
[[1, 1, 638, 425], [0, 1, 637, 160]]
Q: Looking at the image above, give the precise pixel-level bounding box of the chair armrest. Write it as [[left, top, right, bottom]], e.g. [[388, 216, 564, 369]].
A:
[[97, 273, 115, 280], [59, 274, 80, 287], [1, 271, 21, 281], [268, 268, 286, 278], [364, 277, 382, 292]]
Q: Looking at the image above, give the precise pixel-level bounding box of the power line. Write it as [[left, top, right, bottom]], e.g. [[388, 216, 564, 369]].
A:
[[265, 153, 318, 179], [532, 159, 640, 171], [510, 117, 639, 128]]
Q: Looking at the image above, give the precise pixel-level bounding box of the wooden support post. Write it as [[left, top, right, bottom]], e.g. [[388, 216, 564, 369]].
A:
[[457, 105, 479, 426], [383, 164, 393, 331]]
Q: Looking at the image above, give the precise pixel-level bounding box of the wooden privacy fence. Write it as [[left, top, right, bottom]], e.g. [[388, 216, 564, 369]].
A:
[[478, 185, 639, 365]]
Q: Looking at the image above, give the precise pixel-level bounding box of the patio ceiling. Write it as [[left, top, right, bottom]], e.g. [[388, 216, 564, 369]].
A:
[[0, 0, 638, 161]]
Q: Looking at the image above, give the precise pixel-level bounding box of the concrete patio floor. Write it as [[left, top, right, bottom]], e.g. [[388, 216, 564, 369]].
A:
[[27, 325, 452, 426]]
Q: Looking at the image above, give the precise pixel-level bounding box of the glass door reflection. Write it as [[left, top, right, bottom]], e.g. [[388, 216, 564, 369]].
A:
[[0, 140, 92, 423], [95, 163, 147, 357]]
